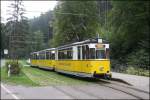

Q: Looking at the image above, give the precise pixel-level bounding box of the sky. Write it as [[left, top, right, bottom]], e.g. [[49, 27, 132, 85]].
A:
[[1, 1, 58, 23]]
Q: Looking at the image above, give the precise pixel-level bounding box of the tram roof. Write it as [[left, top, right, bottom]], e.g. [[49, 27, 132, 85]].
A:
[[38, 48, 55, 53], [30, 52, 38, 54], [57, 38, 109, 49], [31, 48, 55, 54], [30, 38, 109, 54]]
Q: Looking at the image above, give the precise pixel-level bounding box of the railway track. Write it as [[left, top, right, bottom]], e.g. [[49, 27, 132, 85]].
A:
[[54, 76, 149, 99], [99, 78, 149, 94], [95, 79, 149, 100], [43, 75, 149, 99], [25, 67, 149, 99]]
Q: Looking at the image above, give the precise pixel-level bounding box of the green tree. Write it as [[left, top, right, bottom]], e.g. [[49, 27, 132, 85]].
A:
[[97, 1, 112, 40], [29, 11, 53, 47], [108, 1, 150, 62], [52, 1, 99, 47], [1, 23, 9, 58], [30, 30, 45, 51], [6, 0, 29, 59]]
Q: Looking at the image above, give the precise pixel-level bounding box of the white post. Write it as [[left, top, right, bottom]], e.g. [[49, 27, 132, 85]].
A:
[[8, 64, 11, 77]]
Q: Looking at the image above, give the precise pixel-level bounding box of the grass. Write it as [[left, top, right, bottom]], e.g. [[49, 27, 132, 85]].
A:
[[19, 59, 29, 66], [0, 66, 39, 86], [19, 60, 96, 86], [1, 60, 93, 86], [22, 66, 90, 86]]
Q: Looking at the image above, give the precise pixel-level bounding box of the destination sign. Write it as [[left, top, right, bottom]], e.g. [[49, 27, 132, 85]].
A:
[[95, 44, 105, 48]]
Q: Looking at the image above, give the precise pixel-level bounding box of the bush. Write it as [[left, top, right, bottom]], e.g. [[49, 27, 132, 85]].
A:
[[126, 66, 149, 77], [127, 49, 150, 70], [110, 59, 127, 73], [5, 60, 21, 75]]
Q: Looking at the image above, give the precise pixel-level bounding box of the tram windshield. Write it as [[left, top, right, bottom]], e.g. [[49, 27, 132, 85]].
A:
[[79, 44, 109, 60], [96, 50, 106, 59]]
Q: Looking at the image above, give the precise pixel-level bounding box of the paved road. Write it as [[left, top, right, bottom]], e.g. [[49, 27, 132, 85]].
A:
[[1, 79, 149, 99], [1, 83, 142, 99], [112, 72, 150, 92]]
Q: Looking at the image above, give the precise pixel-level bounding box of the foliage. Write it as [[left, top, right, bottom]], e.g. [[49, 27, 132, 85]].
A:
[[127, 49, 149, 70], [108, 1, 150, 64], [96, 1, 112, 40], [109, 1, 149, 57], [29, 11, 53, 46], [32, 30, 46, 51], [1, 23, 9, 58], [126, 66, 149, 77], [6, 0, 29, 59], [1, 9, 52, 58], [52, 1, 100, 47], [5, 60, 21, 75]]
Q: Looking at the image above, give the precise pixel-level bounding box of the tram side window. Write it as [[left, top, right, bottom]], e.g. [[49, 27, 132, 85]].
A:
[[82, 45, 90, 59], [39, 53, 45, 59], [86, 45, 90, 59], [58, 51, 66, 59], [39, 54, 41, 59], [90, 48, 95, 59], [58, 51, 64, 59], [105, 48, 109, 59], [58, 51, 61, 59], [46, 52, 49, 59], [33, 54, 35, 59], [82, 45, 96, 59], [49, 52, 52, 59], [43, 53, 45, 59], [67, 50, 72, 59], [51, 53, 55, 60], [58, 48, 72, 60], [82, 46, 86, 59], [48, 52, 55, 60], [41, 54, 44, 59], [33, 54, 36, 59], [78, 46, 81, 59]]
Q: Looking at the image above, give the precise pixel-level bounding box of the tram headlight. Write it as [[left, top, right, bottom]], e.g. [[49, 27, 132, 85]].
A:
[[99, 66, 104, 71]]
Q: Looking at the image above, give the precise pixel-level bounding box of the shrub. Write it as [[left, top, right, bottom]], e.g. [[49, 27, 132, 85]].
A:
[[127, 49, 150, 70], [5, 60, 21, 75], [126, 66, 149, 77]]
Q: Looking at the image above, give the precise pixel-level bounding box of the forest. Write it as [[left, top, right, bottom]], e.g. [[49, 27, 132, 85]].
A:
[[1, 1, 149, 75]]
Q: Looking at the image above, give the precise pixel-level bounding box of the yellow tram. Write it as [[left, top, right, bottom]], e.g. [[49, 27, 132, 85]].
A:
[[30, 38, 111, 79]]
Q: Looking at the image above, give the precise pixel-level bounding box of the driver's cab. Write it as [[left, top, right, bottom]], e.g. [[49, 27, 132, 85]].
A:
[[76, 38, 109, 60]]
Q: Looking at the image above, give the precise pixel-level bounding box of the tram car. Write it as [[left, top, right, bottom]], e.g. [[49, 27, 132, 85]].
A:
[[30, 38, 111, 79]]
